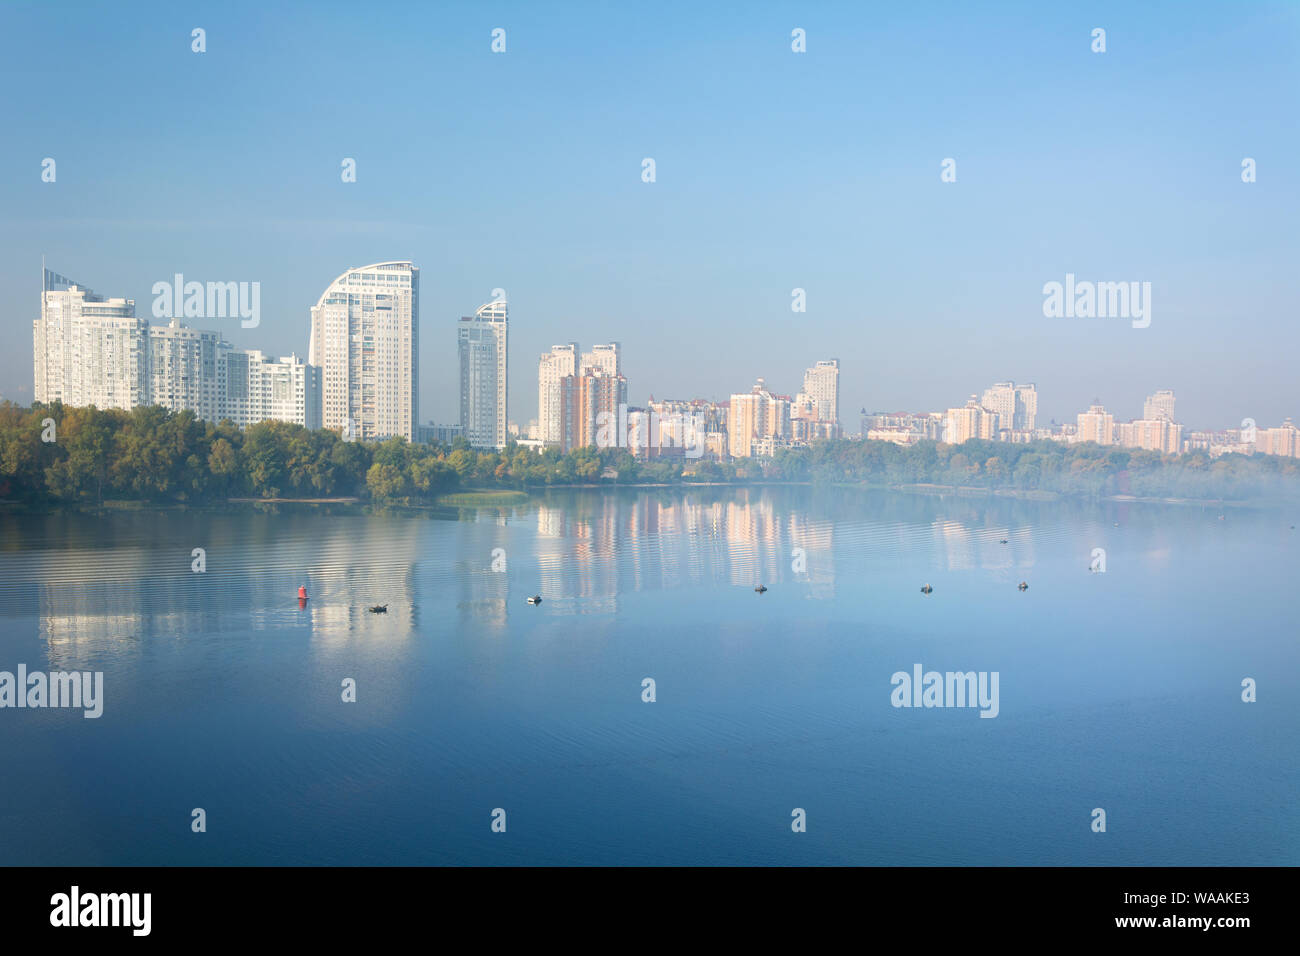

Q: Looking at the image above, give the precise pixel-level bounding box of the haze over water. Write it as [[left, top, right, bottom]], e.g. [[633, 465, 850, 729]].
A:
[[0, 487, 1295, 865]]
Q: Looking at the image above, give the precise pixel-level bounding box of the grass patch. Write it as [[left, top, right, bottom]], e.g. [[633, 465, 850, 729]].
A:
[[438, 490, 530, 506]]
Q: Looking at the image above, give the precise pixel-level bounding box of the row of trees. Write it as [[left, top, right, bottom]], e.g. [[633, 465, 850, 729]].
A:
[[771, 437, 1300, 499], [2, 401, 1297, 508]]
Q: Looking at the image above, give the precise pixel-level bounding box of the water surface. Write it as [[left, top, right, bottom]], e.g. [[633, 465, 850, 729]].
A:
[[0, 487, 1295, 865]]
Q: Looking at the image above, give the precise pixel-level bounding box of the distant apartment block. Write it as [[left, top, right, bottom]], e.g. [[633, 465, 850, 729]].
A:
[[628, 398, 723, 459], [980, 381, 1038, 434], [458, 299, 509, 449], [1076, 404, 1115, 445], [729, 379, 791, 457], [34, 272, 148, 410], [945, 397, 999, 443], [581, 342, 622, 379], [558, 367, 627, 453], [148, 320, 223, 421], [220, 349, 320, 429], [863, 411, 943, 443], [1143, 389, 1176, 422], [1116, 417, 1182, 454], [1256, 419, 1299, 457], [537, 343, 578, 445], [801, 359, 840, 426], [417, 422, 465, 445], [35, 269, 318, 428], [309, 261, 419, 441]]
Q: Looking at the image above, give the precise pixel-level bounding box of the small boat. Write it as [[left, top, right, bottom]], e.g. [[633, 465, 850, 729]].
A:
[[920, 584, 933, 594], [754, 585, 767, 593], [1017, 581, 1028, 591], [368, 604, 387, 613], [527, 595, 543, 605]]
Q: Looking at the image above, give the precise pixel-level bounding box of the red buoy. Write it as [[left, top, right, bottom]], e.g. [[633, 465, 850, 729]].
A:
[[298, 585, 308, 600]]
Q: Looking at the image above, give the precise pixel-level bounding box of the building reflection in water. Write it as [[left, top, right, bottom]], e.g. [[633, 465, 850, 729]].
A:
[[0, 489, 1054, 662], [532, 488, 837, 612]]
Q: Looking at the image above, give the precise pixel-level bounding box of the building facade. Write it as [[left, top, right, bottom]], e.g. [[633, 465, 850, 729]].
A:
[[1076, 404, 1115, 445], [801, 359, 840, 425], [34, 273, 148, 410], [537, 343, 578, 446], [558, 369, 627, 453], [219, 349, 321, 429], [1143, 389, 1176, 422], [945, 397, 998, 443], [1117, 417, 1182, 454], [729, 379, 791, 458], [308, 261, 419, 441], [458, 299, 509, 449], [980, 381, 1038, 433]]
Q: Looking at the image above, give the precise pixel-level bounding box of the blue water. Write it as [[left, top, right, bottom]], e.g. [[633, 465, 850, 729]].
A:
[[0, 487, 1295, 865]]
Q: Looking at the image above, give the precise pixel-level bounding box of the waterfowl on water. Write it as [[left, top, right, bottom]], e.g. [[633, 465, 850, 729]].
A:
[[368, 604, 387, 613], [920, 584, 933, 594], [527, 595, 543, 605], [754, 585, 768, 593], [999, 539, 1008, 544]]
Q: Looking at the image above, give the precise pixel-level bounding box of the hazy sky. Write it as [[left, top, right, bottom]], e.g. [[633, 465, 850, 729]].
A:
[[1, 0, 1296, 430]]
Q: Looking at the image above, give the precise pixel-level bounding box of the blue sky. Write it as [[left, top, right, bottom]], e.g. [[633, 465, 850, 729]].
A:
[[1, 0, 1297, 429]]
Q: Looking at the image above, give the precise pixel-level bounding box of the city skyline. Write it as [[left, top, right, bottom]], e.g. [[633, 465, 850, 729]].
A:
[[2, 3, 1296, 431], [20, 259, 1296, 447]]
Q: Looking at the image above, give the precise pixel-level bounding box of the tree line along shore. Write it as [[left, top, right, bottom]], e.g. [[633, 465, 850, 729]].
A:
[[2, 402, 1298, 509]]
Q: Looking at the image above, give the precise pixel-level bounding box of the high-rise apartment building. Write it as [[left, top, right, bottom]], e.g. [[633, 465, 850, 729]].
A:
[[1077, 404, 1115, 445], [980, 381, 1038, 432], [558, 368, 627, 453], [35, 268, 320, 429], [148, 320, 223, 422], [945, 397, 999, 444], [308, 261, 419, 441], [728, 379, 791, 458], [1143, 389, 1176, 422], [218, 349, 321, 429], [34, 271, 148, 410], [458, 298, 509, 449], [538, 343, 578, 445], [1117, 417, 1182, 454], [581, 343, 621, 378], [801, 359, 840, 424], [1014, 384, 1038, 431], [1256, 420, 1299, 458]]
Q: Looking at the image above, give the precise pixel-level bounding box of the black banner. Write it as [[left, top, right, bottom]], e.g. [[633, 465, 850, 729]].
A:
[[1, 866, 1282, 942]]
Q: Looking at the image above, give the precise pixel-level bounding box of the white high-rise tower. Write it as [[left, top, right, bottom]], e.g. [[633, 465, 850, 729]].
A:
[[802, 359, 840, 423], [458, 298, 509, 449], [34, 268, 147, 410], [308, 261, 419, 441], [538, 343, 578, 445]]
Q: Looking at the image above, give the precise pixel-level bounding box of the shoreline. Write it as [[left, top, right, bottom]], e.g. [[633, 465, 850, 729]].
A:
[[0, 481, 1289, 513]]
